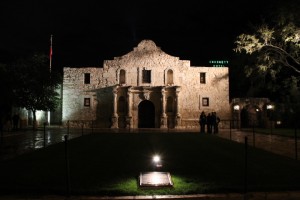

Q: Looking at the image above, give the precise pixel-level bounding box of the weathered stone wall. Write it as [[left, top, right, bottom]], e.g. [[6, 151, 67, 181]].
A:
[[63, 67, 102, 123], [62, 40, 230, 128], [177, 66, 229, 118]]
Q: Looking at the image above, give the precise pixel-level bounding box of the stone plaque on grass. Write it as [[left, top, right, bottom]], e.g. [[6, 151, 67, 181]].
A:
[[139, 172, 173, 188]]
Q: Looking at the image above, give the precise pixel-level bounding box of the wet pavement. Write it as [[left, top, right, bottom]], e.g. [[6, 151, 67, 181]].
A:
[[0, 126, 82, 160], [0, 126, 299, 161], [217, 129, 299, 160]]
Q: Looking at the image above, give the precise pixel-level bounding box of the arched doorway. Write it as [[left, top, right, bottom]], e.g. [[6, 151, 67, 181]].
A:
[[241, 105, 263, 128], [138, 100, 155, 128]]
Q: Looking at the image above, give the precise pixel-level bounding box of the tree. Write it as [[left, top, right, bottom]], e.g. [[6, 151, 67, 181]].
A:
[[233, 1, 300, 126], [11, 53, 61, 129], [234, 22, 300, 75], [0, 63, 14, 122], [234, 11, 300, 90]]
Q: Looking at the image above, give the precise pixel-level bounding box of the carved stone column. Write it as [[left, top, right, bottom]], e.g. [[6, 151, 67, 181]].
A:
[[111, 86, 119, 128], [126, 87, 133, 129], [175, 86, 181, 128], [160, 87, 167, 128]]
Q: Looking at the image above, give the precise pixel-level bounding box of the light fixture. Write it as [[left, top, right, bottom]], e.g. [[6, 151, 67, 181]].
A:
[[233, 105, 240, 111], [153, 155, 162, 168], [153, 155, 160, 163], [267, 104, 274, 110]]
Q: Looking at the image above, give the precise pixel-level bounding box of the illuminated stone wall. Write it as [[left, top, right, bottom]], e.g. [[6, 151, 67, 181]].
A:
[[62, 40, 230, 128]]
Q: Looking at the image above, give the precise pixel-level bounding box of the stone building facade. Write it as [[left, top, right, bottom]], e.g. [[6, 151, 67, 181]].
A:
[[231, 98, 272, 128], [62, 40, 230, 129]]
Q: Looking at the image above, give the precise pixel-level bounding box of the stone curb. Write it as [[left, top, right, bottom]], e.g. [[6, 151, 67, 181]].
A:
[[1, 191, 300, 200]]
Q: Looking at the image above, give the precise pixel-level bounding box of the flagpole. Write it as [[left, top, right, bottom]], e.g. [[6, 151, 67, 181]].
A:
[[50, 34, 53, 73], [48, 34, 53, 126]]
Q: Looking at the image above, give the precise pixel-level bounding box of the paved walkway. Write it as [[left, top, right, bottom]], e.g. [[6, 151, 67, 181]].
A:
[[0, 127, 299, 200], [0, 126, 82, 160], [217, 129, 299, 160], [0, 191, 300, 200]]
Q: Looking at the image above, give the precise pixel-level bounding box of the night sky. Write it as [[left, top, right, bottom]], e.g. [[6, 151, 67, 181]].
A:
[[0, 0, 277, 69]]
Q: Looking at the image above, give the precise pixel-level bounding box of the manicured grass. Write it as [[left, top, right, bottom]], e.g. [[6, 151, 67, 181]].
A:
[[0, 132, 300, 196]]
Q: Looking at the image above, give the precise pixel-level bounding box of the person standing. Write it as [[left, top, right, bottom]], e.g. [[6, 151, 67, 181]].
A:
[[216, 113, 221, 134], [5, 115, 12, 132], [12, 113, 19, 131], [199, 111, 206, 133], [206, 113, 212, 134], [212, 112, 220, 134]]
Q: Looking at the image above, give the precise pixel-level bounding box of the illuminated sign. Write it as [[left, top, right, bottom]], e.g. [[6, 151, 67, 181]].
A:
[[209, 60, 229, 67]]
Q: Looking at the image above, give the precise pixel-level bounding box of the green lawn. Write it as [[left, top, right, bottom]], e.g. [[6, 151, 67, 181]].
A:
[[0, 132, 300, 196]]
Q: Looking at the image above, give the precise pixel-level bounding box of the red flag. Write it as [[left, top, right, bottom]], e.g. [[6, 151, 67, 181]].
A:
[[49, 47, 52, 61], [49, 35, 53, 59], [50, 45, 52, 58]]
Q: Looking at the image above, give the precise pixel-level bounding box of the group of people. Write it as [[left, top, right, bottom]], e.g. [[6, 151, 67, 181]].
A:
[[1, 113, 20, 132], [199, 111, 220, 134]]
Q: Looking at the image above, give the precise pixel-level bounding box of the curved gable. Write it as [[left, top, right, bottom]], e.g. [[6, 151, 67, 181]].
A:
[[104, 40, 190, 69]]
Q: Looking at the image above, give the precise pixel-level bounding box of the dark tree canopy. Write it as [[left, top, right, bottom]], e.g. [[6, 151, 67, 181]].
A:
[[8, 53, 62, 128], [11, 53, 61, 111], [0, 63, 13, 117], [232, 0, 300, 125], [233, 0, 300, 101]]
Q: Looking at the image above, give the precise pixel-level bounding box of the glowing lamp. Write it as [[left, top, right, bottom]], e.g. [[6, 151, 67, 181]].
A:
[[153, 155, 162, 168], [153, 155, 160, 163], [233, 105, 240, 111], [267, 104, 274, 110]]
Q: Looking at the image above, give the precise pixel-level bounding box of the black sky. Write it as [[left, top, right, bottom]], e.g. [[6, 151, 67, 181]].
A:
[[0, 0, 277, 69]]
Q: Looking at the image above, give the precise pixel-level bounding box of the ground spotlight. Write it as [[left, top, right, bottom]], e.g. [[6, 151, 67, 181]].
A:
[[153, 154, 162, 168]]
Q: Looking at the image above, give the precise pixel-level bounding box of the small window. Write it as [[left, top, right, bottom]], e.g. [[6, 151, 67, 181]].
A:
[[202, 97, 209, 106], [84, 98, 90, 107], [84, 73, 90, 84], [167, 69, 173, 85], [119, 69, 126, 84], [142, 70, 151, 83], [200, 73, 206, 84]]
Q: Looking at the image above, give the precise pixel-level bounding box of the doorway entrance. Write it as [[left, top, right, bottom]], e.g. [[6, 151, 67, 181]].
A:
[[138, 100, 155, 128]]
